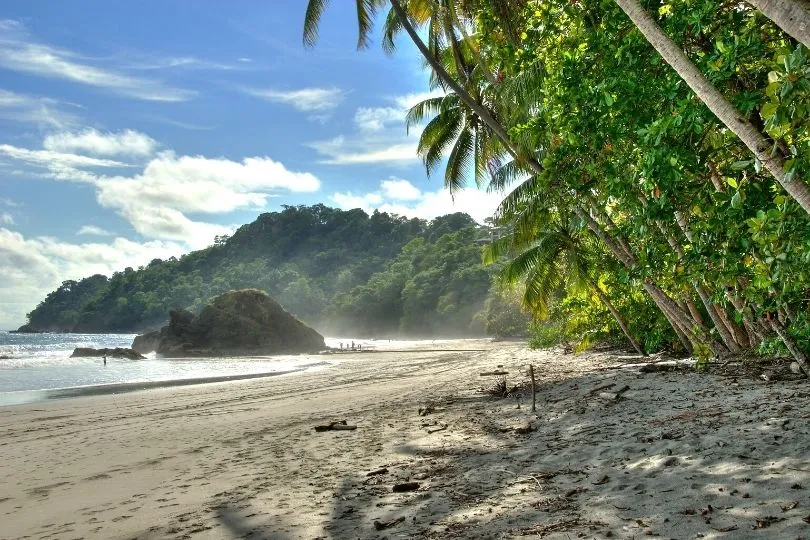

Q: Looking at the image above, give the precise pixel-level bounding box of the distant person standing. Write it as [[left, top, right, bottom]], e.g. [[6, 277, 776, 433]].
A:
[[103, 355, 107, 366]]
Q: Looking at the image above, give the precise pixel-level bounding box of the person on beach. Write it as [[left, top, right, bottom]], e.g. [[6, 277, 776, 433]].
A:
[[103, 355, 107, 366]]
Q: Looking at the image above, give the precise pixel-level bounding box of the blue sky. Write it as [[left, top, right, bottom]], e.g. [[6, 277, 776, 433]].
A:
[[0, 1, 503, 328]]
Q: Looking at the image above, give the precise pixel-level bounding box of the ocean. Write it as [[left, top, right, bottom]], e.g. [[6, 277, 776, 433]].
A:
[[0, 331, 340, 406], [0, 332, 449, 406]]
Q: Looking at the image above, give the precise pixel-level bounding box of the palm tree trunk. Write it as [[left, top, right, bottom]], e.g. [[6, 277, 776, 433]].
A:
[[448, 4, 499, 86], [589, 278, 646, 355], [768, 319, 809, 376], [746, 0, 810, 49], [613, 0, 810, 215], [389, 0, 541, 174], [573, 205, 728, 356]]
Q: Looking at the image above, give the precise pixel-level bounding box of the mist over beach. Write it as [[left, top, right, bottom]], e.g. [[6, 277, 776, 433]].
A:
[[2, 0, 810, 538]]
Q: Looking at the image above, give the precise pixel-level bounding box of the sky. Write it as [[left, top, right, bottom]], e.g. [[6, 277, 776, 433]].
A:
[[0, 1, 506, 329]]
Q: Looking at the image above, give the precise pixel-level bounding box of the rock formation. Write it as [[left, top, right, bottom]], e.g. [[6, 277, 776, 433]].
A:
[[131, 329, 162, 354], [135, 289, 325, 357]]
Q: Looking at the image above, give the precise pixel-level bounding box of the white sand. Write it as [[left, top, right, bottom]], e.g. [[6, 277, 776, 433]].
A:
[[1, 339, 809, 539]]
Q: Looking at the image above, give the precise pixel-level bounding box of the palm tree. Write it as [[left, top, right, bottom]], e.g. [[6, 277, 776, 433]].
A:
[[303, 0, 544, 175], [745, 0, 810, 49], [484, 210, 646, 355], [611, 0, 810, 215]]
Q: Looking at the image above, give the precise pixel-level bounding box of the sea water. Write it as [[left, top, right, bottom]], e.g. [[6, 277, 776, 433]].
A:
[[0, 331, 334, 406], [0, 332, 453, 406]]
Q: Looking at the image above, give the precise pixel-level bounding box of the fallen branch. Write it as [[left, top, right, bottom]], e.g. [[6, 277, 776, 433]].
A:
[[373, 516, 405, 530], [598, 385, 630, 402], [314, 420, 357, 432], [480, 370, 509, 376], [586, 382, 616, 396], [392, 482, 420, 493]]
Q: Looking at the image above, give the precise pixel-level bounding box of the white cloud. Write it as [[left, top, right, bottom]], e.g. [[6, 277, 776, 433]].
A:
[[76, 225, 111, 236], [126, 56, 247, 71], [44, 129, 158, 157], [381, 178, 422, 200], [239, 86, 345, 112], [0, 227, 185, 328], [309, 137, 418, 165], [354, 107, 403, 131], [0, 20, 195, 102], [0, 88, 78, 129], [308, 90, 446, 165], [330, 178, 505, 224], [0, 136, 322, 248], [0, 212, 13, 225], [0, 143, 127, 172]]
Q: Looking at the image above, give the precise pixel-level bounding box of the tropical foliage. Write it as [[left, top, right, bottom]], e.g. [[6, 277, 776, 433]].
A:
[[20, 205, 525, 338], [304, 0, 810, 369]]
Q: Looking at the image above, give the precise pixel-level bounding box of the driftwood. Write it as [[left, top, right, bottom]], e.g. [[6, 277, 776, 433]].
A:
[[586, 382, 616, 396], [480, 370, 509, 376], [373, 516, 405, 530], [427, 424, 448, 434], [366, 467, 388, 476], [392, 482, 420, 493], [314, 420, 357, 432], [598, 385, 630, 402], [529, 365, 537, 413]]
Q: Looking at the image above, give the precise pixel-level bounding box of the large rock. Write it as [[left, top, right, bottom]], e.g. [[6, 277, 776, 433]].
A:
[[151, 289, 326, 357], [71, 347, 146, 360], [131, 329, 162, 354]]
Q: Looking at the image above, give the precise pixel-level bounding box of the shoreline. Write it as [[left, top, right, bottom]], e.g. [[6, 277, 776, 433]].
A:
[[0, 360, 332, 407], [2, 339, 808, 539]]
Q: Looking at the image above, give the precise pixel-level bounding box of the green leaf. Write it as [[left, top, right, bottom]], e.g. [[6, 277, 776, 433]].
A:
[[731, 191, 743, 209], [726, 177, 738, 188]]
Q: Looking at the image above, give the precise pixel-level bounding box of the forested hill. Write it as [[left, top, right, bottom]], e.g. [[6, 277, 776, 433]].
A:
[[18, 205, 526, 337]]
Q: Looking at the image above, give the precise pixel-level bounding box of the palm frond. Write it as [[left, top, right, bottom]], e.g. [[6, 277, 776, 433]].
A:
[[303, 0, 330, 47], [445, 127, 475, 194]]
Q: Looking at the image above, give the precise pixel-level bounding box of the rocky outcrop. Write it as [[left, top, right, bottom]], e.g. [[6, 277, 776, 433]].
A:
[[70, 347, 146, 360], [149, 289, 326, 357], [131, 329, 162, 354]]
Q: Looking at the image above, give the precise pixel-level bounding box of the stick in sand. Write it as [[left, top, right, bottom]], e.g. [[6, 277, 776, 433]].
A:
[[529, 364, 537, 413]]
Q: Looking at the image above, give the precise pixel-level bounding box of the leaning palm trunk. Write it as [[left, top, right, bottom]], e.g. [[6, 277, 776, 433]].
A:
[[613, 0, 810, 215], [768, 319, 809, 376], [746, 0, 810, 49], [572, 206, 728, 356], [588, 278, 646, 355], [389, 0, 540, 173], [640, 192, 745, 352]]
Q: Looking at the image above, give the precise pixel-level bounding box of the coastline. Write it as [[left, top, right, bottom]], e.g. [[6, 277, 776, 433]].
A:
[[0, 360, 331, 407], [2, 339, 808, 539]]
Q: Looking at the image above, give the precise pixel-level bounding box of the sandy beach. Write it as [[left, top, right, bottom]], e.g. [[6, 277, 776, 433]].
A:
[[2, 339, 809, 539]]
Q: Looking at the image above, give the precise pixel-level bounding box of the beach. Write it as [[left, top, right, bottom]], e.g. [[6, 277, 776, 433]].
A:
[[2, 339, 809, 539]]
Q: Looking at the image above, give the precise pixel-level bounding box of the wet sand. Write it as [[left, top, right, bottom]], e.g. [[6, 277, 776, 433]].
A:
[[1, 339, 809, 539]]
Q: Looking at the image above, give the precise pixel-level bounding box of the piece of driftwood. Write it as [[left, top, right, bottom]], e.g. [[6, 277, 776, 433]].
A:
[[598, 385, 630, 401], [480, 370, 509, 376], [314, 420, 357, 432], [392, 482, 420, 493], [586, 382, 616, 396], [373, 516, 405, 530], [427, 424, 448, 434], [529, 364, 537, 413], [639, 363, 677, 373], [366, 467, 389, 476]]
